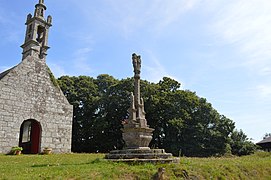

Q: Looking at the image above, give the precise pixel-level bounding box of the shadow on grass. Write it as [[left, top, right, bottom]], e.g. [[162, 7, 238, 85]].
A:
[[31, 158, 106, 168]]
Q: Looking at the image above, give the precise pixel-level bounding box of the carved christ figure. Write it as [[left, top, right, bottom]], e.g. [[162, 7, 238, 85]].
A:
[[132, 53, 141, 76]]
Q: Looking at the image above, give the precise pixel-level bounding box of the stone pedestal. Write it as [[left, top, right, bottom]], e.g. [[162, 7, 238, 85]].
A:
[[122, 127, 153, 149], [106, 124, 179, 163]]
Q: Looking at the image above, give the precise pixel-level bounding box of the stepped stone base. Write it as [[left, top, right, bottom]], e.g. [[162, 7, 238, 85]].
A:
[[105, 148, 180, 163]]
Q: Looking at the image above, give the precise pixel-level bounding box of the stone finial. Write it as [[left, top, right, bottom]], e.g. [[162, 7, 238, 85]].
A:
[[47, 15, 52, 25], [26, 14, 32, 22]]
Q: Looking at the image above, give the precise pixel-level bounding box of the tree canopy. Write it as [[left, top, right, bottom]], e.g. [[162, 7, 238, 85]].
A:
[[58, 75, 256, 157]]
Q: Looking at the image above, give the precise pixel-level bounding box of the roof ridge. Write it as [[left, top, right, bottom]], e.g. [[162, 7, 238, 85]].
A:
[[257, 136, 271, 144], [0, 66, 16, 80]]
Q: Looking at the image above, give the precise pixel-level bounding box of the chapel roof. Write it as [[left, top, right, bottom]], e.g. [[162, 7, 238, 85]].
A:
[[257, 136, 271, 144], [0, 66, 16, 80]]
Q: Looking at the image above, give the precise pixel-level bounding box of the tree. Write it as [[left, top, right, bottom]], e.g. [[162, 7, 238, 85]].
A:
[[93, 75, 131, 152], [58, 75, 254, 157], [58, 75, 131, 152], [230, 129, 257, 156], [58, 76, 99, 152], [144, 77, 235, 156]]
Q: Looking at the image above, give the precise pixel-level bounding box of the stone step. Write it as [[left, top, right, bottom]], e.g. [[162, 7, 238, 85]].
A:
[[106, 158, 180, 164], [105, 153, 173, 159], [108, 148, 167, 154]]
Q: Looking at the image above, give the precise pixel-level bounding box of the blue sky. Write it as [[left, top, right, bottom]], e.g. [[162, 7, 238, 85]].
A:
[[0, 0, 270, 142]]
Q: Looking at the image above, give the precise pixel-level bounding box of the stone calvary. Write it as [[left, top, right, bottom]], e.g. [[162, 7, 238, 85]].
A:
[[105, 54, 179, 163], [0, 0, 180, 161]]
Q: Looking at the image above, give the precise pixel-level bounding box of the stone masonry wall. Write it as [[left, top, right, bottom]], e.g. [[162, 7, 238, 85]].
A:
[[0, 56, 73, 154]]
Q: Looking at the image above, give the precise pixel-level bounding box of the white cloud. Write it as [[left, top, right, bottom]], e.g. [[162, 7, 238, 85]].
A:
[[211, 0, 271, 71], [0, 5, 22, 44], [142, 50, 182, 84], [154, 0, 200, 30], [74, 0, 200, 37], [207, 0, 271, 107], [141, 51, 168, 82], [62, 30, 95, 76], [47, 63, 66, 78], [259, 67, 271, 76], [232, 113, 271, 142], [0, 6, 8, 25], [47, 47, 94, 77], [72, 47, 93, 74], [74, 47, 92, 56], [256, 85, 271, 98], [70, 33, 94, 47], [3, 31, 21, 43], [143, 64, 167, 83]]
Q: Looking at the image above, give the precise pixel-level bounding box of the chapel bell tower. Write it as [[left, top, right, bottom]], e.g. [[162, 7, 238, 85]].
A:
[[21, 0, 52, 60]]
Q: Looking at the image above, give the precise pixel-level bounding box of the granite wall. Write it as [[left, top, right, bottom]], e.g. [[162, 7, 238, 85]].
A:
[[0, 56, 73, 154]]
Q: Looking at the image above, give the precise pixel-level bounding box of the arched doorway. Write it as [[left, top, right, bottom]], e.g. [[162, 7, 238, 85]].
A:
[[19, 119, 42, 154]]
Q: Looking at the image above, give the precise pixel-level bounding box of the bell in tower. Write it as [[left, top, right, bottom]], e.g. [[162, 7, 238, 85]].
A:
[[21, 0, 52, 60]]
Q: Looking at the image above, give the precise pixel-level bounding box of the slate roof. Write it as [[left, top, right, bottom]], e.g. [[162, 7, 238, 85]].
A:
[[0, 66, 16, 81], [257, 136, 271, 144]]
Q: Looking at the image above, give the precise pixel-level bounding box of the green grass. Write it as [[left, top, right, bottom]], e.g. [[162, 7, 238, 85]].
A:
[[0, 152, 271, 179]]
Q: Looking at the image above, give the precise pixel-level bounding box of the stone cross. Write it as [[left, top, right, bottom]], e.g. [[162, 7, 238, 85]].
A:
[[121, 53, 154, 149]]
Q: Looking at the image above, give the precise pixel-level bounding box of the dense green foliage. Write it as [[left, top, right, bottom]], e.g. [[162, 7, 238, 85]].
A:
[[1, 152, 271, 179], [230, 130, 257, 156], [58, 75, 256, 156]]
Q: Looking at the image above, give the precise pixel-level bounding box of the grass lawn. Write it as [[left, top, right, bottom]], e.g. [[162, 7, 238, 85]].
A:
[[0, 152, 271, 179]]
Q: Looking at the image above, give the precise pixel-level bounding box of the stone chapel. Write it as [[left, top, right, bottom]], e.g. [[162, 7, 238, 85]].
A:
[[0, 0, 73, 154]]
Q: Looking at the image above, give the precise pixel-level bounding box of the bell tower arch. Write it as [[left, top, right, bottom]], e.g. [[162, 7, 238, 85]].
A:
[[21, 0, 52, 60]]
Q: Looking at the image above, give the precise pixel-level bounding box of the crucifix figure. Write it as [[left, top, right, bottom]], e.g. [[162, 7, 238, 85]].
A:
[[132, 53, 141, 77]]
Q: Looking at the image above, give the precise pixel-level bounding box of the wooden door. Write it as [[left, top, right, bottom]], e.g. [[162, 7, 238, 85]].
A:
[[19, 120, 41, 154]]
